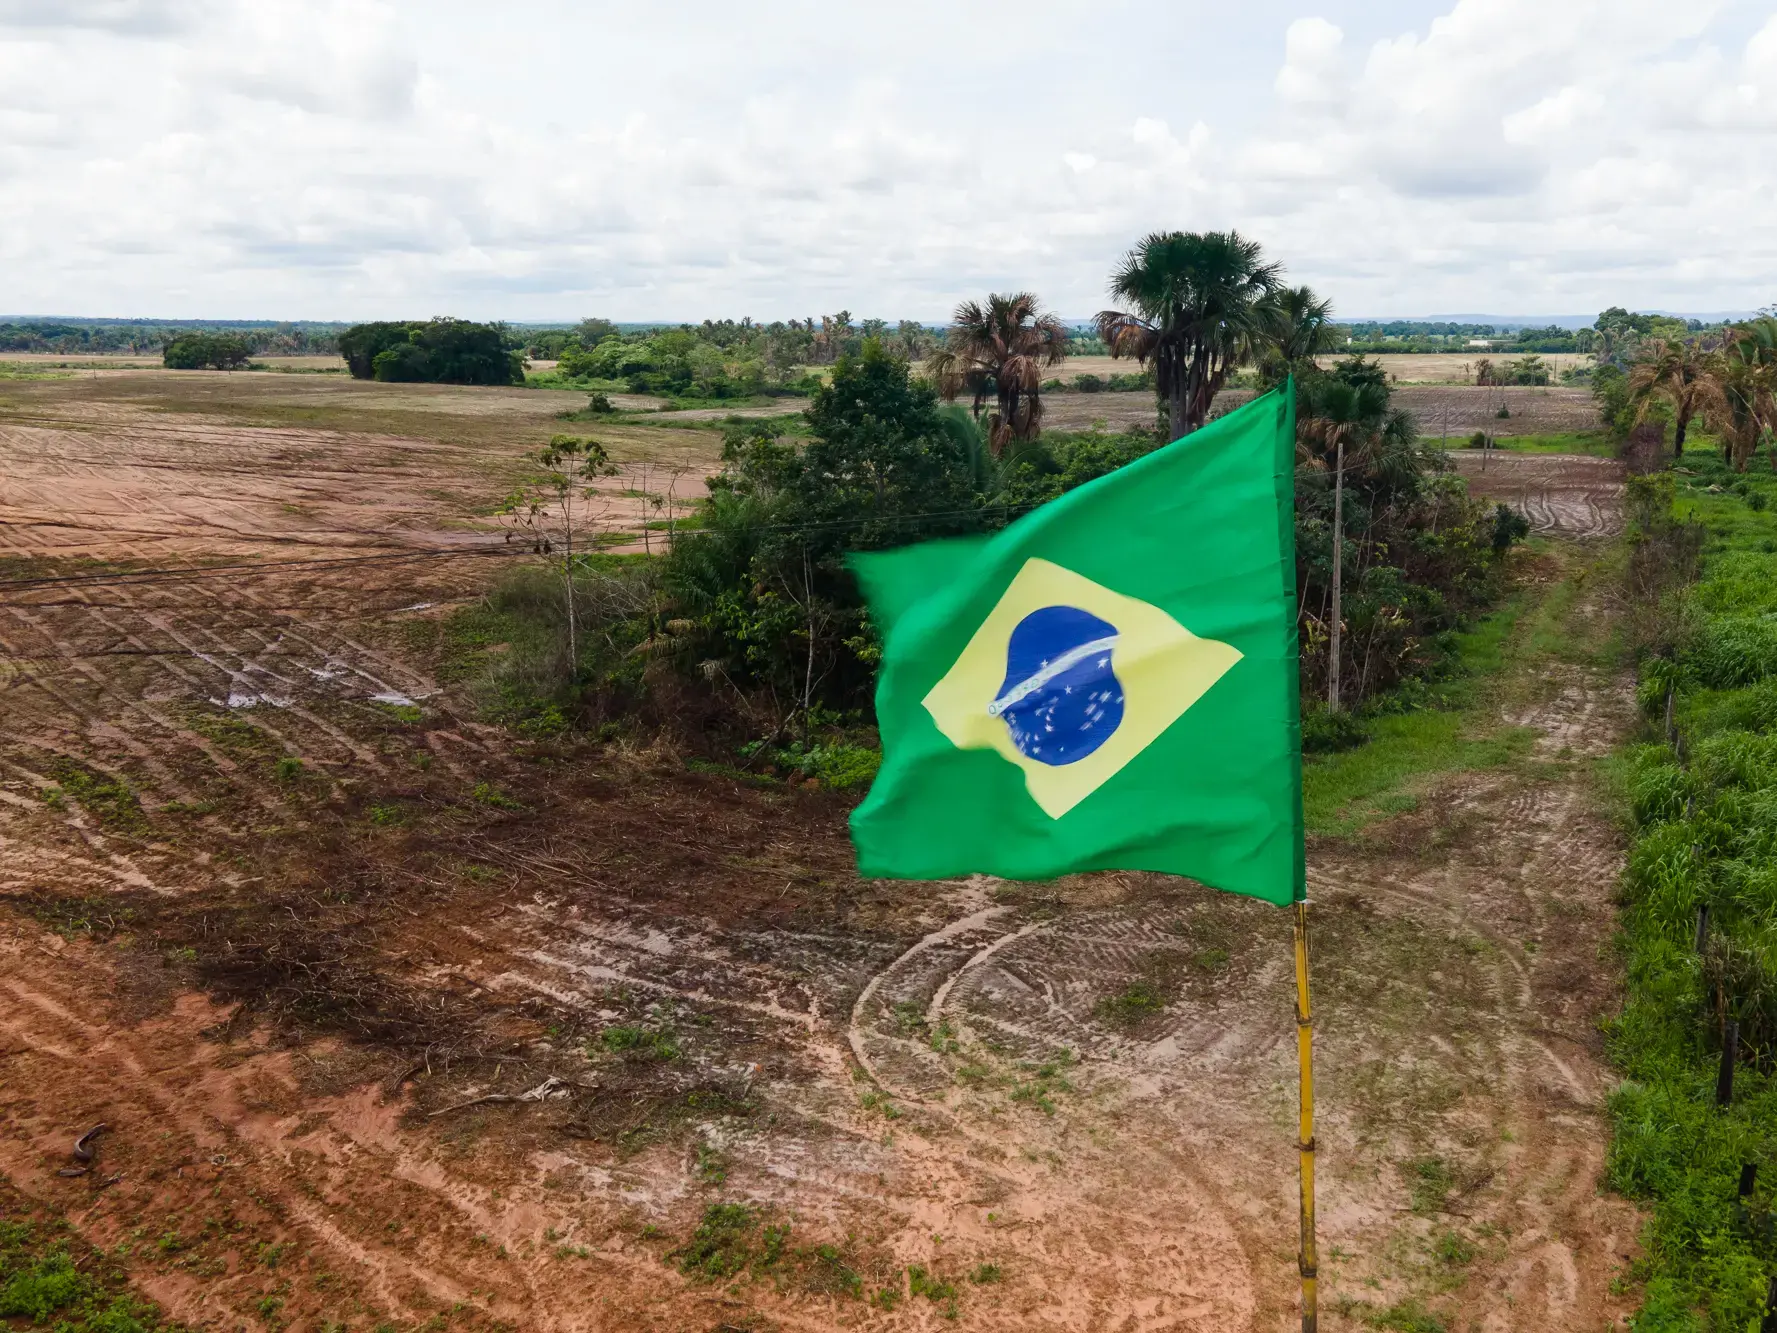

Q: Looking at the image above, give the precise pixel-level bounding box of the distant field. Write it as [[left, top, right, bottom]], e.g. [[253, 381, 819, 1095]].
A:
[[1043, 384, 1602, 436], [0, 352, 347, 372], [1313, 352, 1594, 383], [1039, 352, 1593, 386]]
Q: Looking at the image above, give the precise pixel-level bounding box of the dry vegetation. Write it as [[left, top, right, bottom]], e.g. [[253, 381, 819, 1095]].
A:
[[0, 365, 1639, 1331]]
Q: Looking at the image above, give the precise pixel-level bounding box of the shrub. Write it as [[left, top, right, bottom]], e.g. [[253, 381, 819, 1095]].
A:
[[1300, 701, 1368, 753], [1490, 503, 1530, 554]]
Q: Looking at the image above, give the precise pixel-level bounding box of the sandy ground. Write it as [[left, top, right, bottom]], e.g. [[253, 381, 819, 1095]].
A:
[[0, 377, 1637, 1331]]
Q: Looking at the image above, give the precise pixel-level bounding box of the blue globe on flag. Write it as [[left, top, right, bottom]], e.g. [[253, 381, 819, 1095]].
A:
[[988, 605, 1124, 766]]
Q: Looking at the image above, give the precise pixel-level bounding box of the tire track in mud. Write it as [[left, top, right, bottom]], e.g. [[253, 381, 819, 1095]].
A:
[[1451, 452, 1623, 538], [0, 539, 487, 840], [469, 887, 1269, 1329], [0, 934, 1002, 1333]]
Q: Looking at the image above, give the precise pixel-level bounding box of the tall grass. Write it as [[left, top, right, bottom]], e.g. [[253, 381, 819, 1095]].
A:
[[438, 556, 665, 736], [1608, 446, 1777, 1331]]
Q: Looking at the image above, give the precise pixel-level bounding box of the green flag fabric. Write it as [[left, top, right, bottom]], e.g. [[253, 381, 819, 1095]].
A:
[[848, 384, 1304, 906]]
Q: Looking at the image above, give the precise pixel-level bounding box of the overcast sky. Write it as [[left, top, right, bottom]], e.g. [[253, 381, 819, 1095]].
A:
[[2, 0, 1775, 323]]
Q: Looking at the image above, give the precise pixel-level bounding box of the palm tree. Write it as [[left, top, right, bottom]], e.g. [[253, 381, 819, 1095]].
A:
[[1628, 338, 1710, 457], [1300, 378, 1389, 712], [1258, 285, 1339, 382], [926, 292, 1068, 455], [1698, 320, 1777, 472], [1096, 230, 1283, 440]]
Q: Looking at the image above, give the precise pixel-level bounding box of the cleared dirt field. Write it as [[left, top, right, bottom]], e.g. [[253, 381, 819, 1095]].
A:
[[0, 369, 717, 562], [1311, 353, 1593, 384], [1044, 385, 1600, 438], [1042, 354, 1591, 388], [0, 372, 1637, 1332]]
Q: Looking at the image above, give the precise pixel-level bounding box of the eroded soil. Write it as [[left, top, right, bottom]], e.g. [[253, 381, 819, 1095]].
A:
[[0, 374, 1636, 1331]]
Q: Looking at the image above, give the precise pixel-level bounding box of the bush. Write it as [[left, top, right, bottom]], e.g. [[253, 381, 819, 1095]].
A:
[[162, 332, 250, 370], [1301, 702, 1368, 753], [1490, 503, 1530, 554]]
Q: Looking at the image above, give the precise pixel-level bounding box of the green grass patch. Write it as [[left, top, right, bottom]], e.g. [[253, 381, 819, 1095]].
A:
[[1094, 978, 1167, 1027], [0, 1212, 192, 1332], [1302, 585, 1544, 836], [44, 762, 148, 832], [594, 1024, 680, 1062], [0, 364, 76, 381], [665, 1204, 861, 1298], [1435, 430, 1615, 456]]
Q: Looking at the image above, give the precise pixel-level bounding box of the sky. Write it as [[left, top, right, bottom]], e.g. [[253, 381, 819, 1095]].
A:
[[2, 0, 1776, 323]]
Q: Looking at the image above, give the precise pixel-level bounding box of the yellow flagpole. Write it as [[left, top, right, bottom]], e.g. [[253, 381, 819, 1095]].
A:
[[1294, 898, 1318, 1333]]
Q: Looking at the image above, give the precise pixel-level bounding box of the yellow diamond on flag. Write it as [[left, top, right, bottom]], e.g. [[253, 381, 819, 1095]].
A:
[[921, 557, 1243, 820]]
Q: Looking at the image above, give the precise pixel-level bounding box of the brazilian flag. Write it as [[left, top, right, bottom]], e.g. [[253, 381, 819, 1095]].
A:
[[849, 384, 1303, 906]]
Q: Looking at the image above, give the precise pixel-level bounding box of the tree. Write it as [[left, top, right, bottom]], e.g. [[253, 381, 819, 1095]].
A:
[[1701, 320, 1777, 472], [926, 292, 1068, 455], [500, 436, 616, 668], [795, 339, 982, 552], [339, 319, 524, 385], [338, 322, 415, 379], [1300, 376, 1389, 712], [667, 340, 986, 719], [575, 317, 618, 346], [1096, 230, 1283, 439], [1628, 338, 1710, 456], [1255, 285, 1337, 385], [162, 331, 251, 370]]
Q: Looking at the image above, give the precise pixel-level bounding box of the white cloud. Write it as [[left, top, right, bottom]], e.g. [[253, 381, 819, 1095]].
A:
[[1275, 17, 1346, 110], [0, 0, 1774, 319]]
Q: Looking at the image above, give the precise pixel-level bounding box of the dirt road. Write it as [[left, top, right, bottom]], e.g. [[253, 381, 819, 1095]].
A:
[[0, 376, 1637, 1330]]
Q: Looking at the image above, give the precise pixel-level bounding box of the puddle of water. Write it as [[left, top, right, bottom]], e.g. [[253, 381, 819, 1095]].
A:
[[371, 690, 417, 707]]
